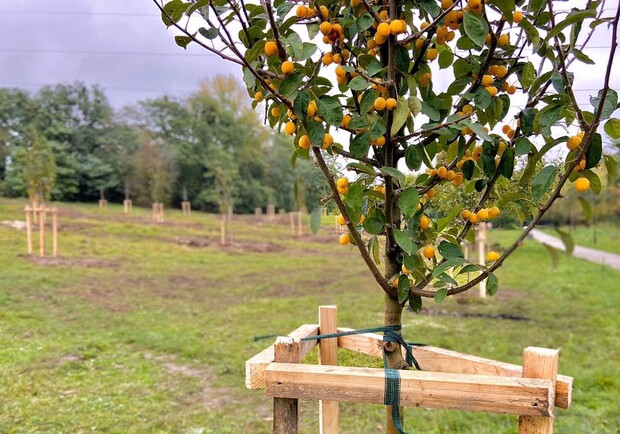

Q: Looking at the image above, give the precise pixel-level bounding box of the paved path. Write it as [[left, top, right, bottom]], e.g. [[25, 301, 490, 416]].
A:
[[529, 229, 620, 270]]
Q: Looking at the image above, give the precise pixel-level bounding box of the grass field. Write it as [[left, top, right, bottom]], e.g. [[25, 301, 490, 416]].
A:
[[1, 198, 619, 433], [541, 224, 620, 255]]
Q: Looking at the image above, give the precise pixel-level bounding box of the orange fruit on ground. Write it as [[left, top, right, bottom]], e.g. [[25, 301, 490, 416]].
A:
[[422, 246, 435, 259], [281, 61, 295, 74], [339, 233, 350, 245], [574, 177, 590, 192], [486, 251, 501, 261], [264, 41, 278, 56]]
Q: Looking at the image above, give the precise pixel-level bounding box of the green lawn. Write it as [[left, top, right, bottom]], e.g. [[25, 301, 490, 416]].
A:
[[542, 223, 620, 255], [0, 198, 618, 433]]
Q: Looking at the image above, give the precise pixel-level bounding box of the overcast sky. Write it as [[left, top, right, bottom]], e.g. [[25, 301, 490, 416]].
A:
[[0, 0, 617, 125], [0, 0, 242, 108]]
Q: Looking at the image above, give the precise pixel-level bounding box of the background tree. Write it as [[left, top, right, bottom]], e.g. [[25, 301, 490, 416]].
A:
[[154, 0, 620, 430]]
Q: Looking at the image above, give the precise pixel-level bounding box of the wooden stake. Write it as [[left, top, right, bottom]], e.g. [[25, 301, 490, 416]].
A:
[[38, 206, 46, 257], [25, 206, 33, 255], [123, 199, 132, 214], [319, 306, 339, 434], [221, 214, 227, 245], [255, 207, 262, 216], [51, 207, 58, 257], [273, 337, 300, 434], [518, 347, 559, 434], [297, 211, 302, 236], [477, 223, 487, 297]]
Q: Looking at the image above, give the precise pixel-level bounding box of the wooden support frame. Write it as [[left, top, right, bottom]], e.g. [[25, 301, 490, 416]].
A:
[[152, 203, 164, 223], [24, 205, 58, 257], [246, 307, 573, 433], [289, 212, 303, 237], [181, 201, 191, 216], [123, 199, 133, 214], [98, 199, 108, 210]]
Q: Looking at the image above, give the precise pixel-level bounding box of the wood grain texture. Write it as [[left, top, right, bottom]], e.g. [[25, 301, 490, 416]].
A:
[[519, 347, 559, 434], [245, 324, 318, 389], [336, 328, 572, 409], [319, 306, 338, 434], [273, 338, 300, 434], [265, 364, 554, 416]]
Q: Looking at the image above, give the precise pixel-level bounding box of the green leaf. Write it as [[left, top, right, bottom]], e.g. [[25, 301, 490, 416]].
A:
[[556, 228, 574, 255], [198, 27, 219, 39], [535, 104, 564, 136], [407, 95, 422, 116], [408, 294, 423, 312], [531, 165, 558, 202], [394, 229, 415, 255], [577, 197, 592, 221], [581, 170, 602, 194], [604, 155, 618, 185], [604, 119, 620, 139], [397, 275, 411, 304], [434, 288, 448, 304], [317, 95, 343, 127], [492, 0, 515, 21], [542, 244, 560, 269], [279, 73, 304, 97], [299, 42, 317, 61], [515, 137, 534, 155], [307, 120, 325, 147], [405, 145, 423, 171], [348, 76, 369, 91], [438, 241, 464, 259], [499, 148, 515, 179], [519, 62, 536, 91], [174, 35, 193, 48], [350, 132, 371, 158], [421, 102, 440, 121], [369, 235, 381, 265], [310, 207, 322, 234], [162, 0, 188, 25], [294, 91, 309, 119], [498, 192, 528, 208], [380, 167, 406, 185], [486, 273, 499, 296], [363, 217, 384, 235], [591, 89, 618, 120], [467, 123, 492, 142], [545, 10, 597, 42], [346, 183, 364, 209], [463, 11, 489, 48], [437, 205, 464, 232], [459, 264, 480, 274], [357, 12, 374, 32], [438, 49, 454, 69], [398, 188, 420, 219], [584, 133, 602, 169], [391, 97, 410, 136]]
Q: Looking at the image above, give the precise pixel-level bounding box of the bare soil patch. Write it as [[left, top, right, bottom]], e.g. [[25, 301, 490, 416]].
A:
[[27, 256, 118, 268], [174, 236, 284, 253]]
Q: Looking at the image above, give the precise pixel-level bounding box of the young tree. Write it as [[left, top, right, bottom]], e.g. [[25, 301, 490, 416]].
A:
[[155, 0, 619, 429]]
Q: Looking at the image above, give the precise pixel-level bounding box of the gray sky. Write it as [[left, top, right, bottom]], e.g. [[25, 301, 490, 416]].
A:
[[0, 0, 241, 108], [0, 0, 617, 122]]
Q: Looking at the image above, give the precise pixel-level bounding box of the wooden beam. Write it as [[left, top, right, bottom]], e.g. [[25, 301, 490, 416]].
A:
[[318, 306, 338, 434], [273, 337, 300, 434], [336, 328, 572, 409], [245, 324, 319, 390], [265, 364, 554, 417], [519, 347, 559, 433]]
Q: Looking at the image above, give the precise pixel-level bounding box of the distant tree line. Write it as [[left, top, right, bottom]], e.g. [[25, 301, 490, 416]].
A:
[[0, 76, 329, 213]]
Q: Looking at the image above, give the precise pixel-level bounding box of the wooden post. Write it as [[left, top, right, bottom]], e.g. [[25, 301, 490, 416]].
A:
[[289, 212, 295, 236], [25, 206, 33, 255], [182, 201, 191, 216], [123, 199, 132, 214], [477, 223, 487, 297], [319, 306, 339, 434], [297, 211, 302, 236], [518, 347, 559, 434], [159, 203, 164, 222], [255, 207, 262, 216], [51, 207, 58, 257], [221, 214, 227, 245], [38, 206, 46, 257], [273, 337, 300, 434]]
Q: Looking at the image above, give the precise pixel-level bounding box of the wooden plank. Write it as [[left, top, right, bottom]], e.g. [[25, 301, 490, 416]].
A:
[[318, 306, 338, 434], [336, 328, 572, 409], [265, 364, 554, 417], [273, 337, 300, 434], [519, 347, 559, 433], [245, 324, 319, 390], [25, 206, 33, 255]]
